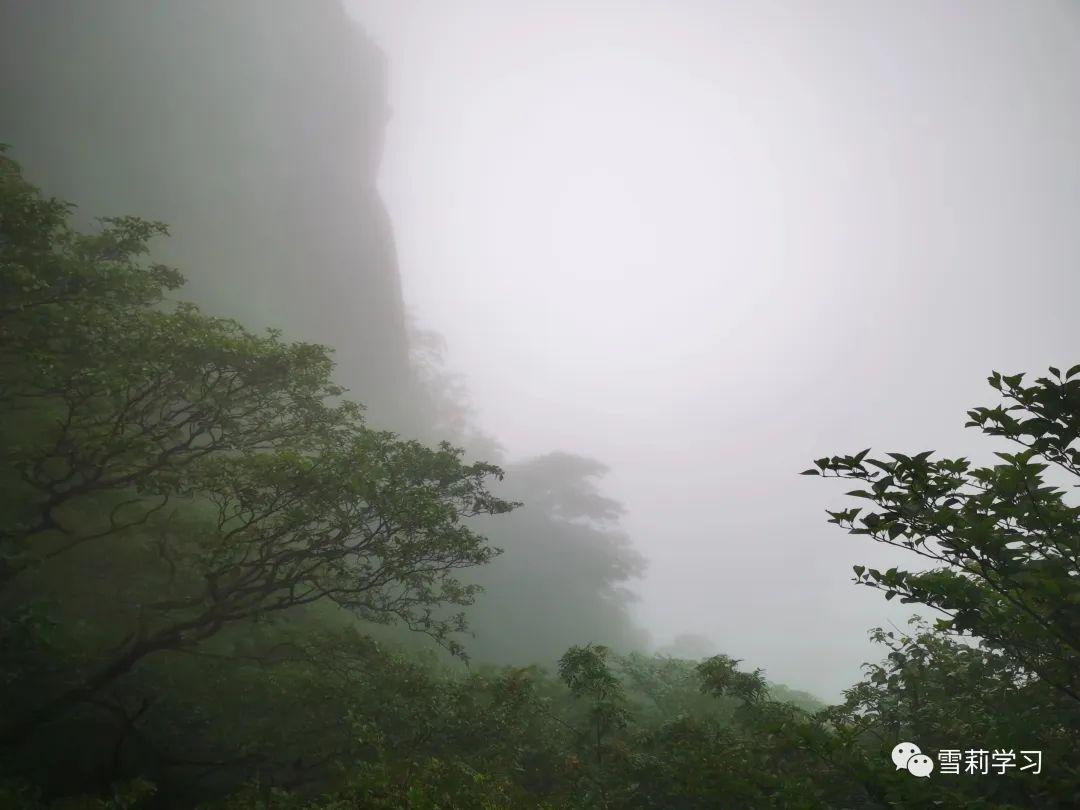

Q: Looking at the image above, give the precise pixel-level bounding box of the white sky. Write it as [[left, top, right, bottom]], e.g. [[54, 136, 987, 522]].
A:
[[345, 0, 1080, 698]]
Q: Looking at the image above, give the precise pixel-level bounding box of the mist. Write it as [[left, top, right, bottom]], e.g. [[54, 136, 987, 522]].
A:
[[347, 0, 1080, 697], [2, 1, 1078, 804]]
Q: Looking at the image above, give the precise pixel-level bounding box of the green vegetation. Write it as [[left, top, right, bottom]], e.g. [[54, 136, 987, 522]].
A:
[[1, 151, 1077, 807]]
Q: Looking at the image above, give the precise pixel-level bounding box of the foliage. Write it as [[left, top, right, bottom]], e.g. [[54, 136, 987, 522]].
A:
[[1, 148, 1077, 807], [805, 367, 1080, 806], [0, 149, 513, 791], [463, 454, 649, 666], [803, 368, 1080, 705]]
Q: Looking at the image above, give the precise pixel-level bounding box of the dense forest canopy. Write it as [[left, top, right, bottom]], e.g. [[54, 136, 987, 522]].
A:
[[1, 0, 1078, 807]]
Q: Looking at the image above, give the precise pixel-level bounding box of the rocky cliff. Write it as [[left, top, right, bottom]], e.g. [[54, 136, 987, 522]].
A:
[[0, 0, 649, 663], [0, 0, 420, 427]]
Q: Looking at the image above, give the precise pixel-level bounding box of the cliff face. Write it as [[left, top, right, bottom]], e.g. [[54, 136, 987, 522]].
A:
[[0, 0, 650, 662], [0, 0, 420, 427]]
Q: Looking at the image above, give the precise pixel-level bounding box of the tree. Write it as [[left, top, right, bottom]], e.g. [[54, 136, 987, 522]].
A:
[[0, 150, 356, 584], [0, 151, 515, 752], [464, 453, 649, 665], [559, 644, 630, 803], [804, 367, 1080, 807], [804, 368, 1080, 707]]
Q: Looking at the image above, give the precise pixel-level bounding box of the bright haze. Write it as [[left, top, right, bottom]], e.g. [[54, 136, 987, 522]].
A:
[[347, 0, 1080, 698]]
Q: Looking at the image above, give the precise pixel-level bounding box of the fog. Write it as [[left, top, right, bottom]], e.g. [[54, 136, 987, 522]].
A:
[[2, 0, 1078, 704], [348, 0, 1080, 698], [3, 2, 1080, 801]]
